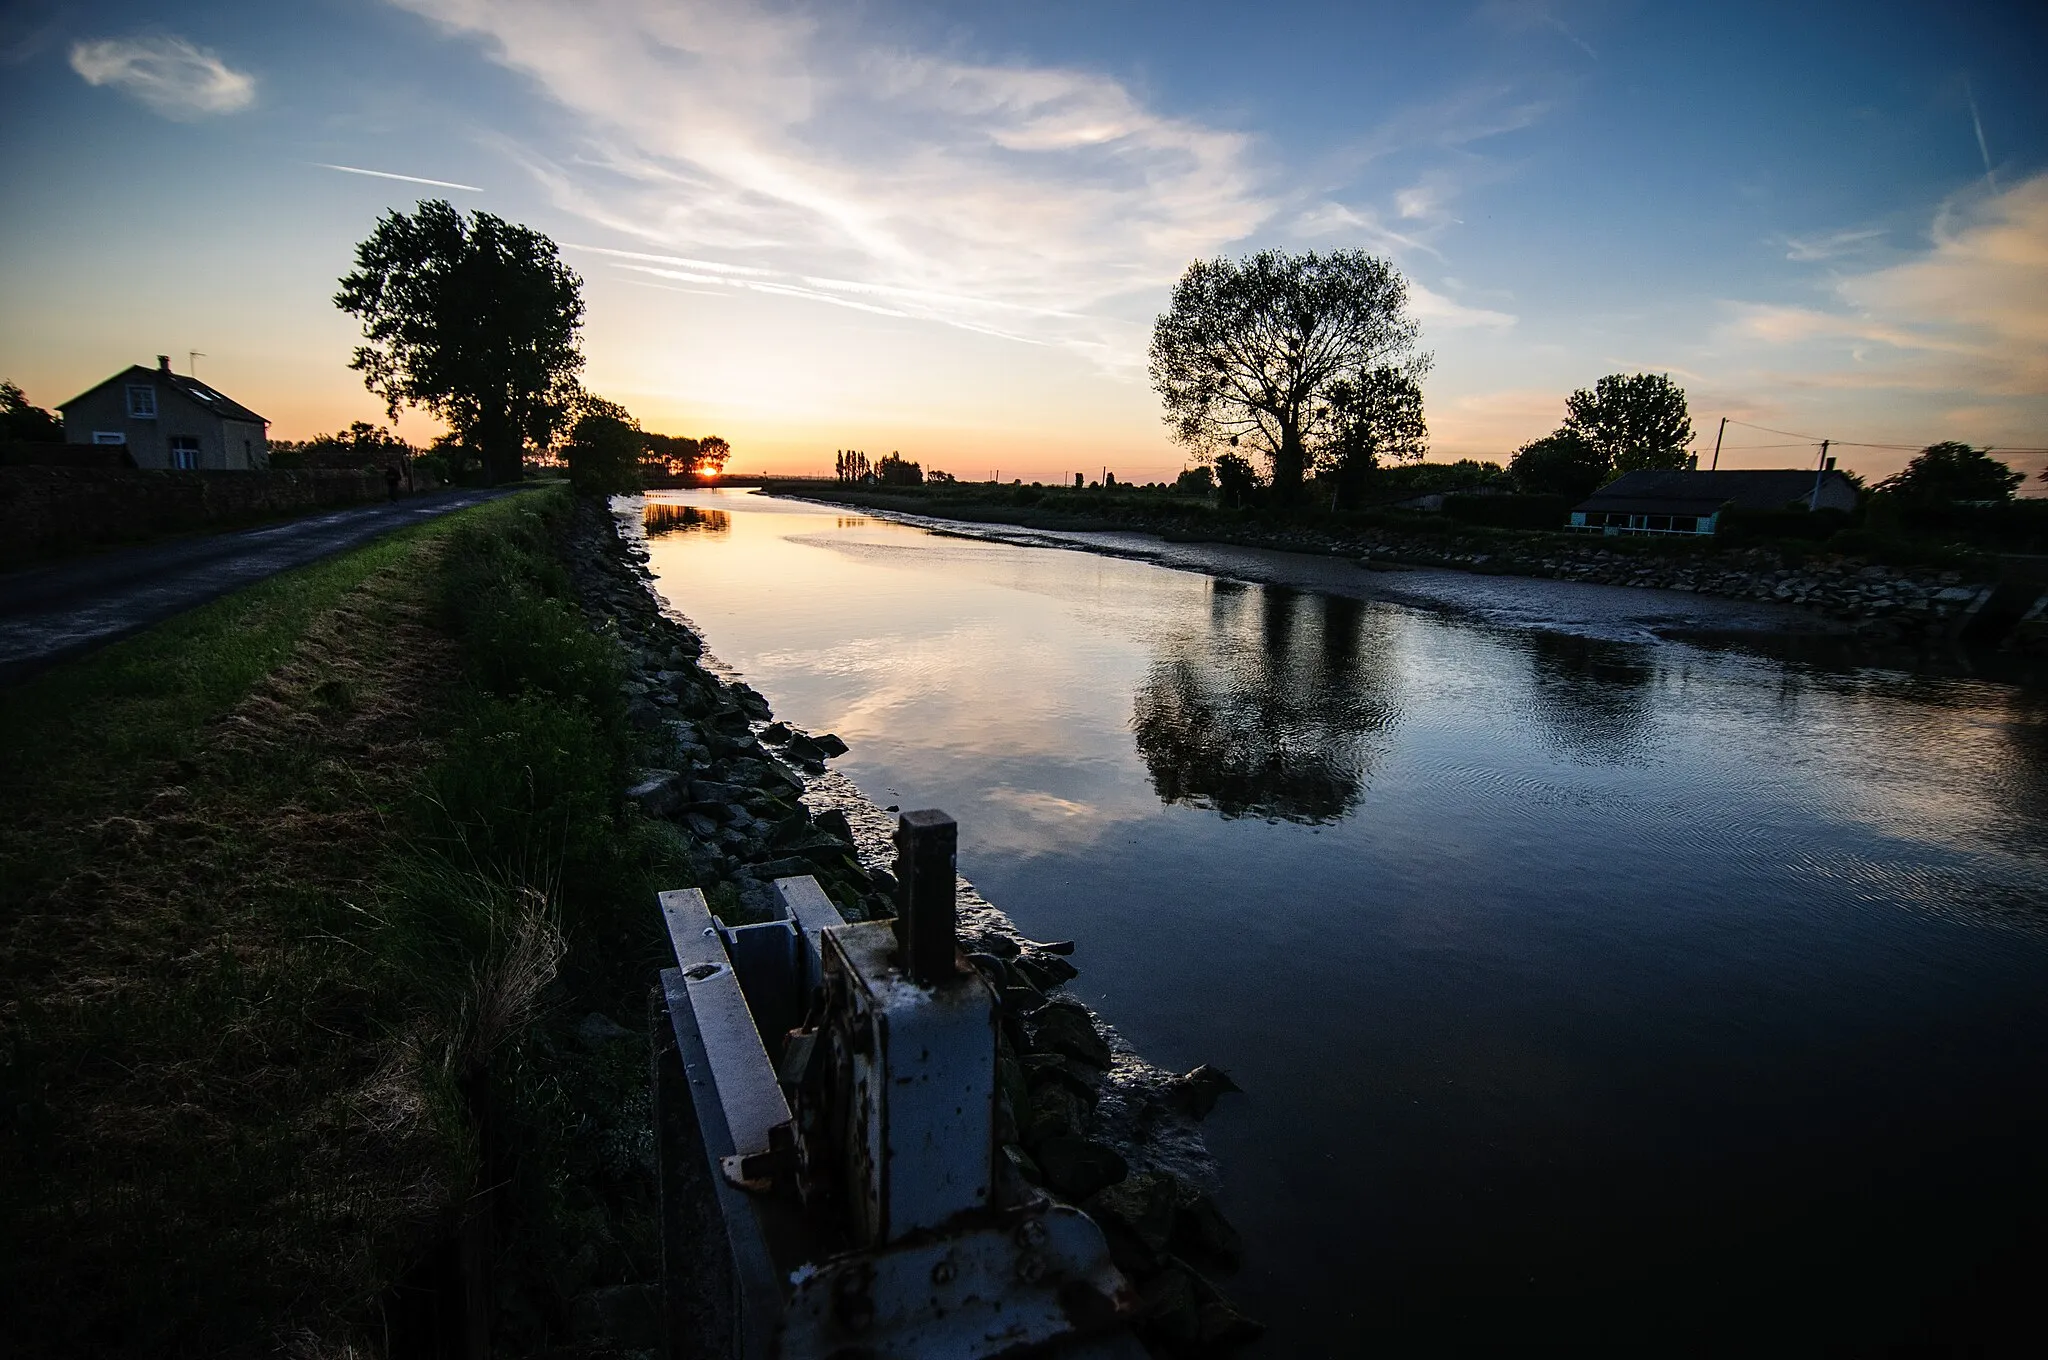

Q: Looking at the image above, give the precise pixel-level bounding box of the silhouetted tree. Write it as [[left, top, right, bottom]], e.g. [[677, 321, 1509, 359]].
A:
[[1561, 373, 1694, 474], [1322, 362, 1429, 506], [1150, 249, 1426, 503], [269, 420, 416, 472], [1875, 441, 2022, 503], [335, 199, 585, 485], [1174, 466, 1215, 496], [1214, 452, 1258, 508], [562, 394, 643, 496], [0, 381, 63, 442], [1510, 428, 1609, 499], [876, 452, 922, 486]]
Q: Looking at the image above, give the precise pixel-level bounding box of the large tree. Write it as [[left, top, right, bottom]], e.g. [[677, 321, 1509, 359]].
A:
[[335, 200, 585, 485], [1149, 249, 1425, 503], [1321, 362, 1430, 506], [1561, 372, 1694, 474], [1510, 428, 1608, 499], [1875, 441, 2023, 503]]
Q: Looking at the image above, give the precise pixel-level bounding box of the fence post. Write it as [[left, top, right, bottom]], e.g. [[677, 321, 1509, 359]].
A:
[[893, 810, 958, 982]]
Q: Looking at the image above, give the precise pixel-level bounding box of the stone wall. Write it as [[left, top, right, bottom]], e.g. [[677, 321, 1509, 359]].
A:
[[0, 466, 389, 568]]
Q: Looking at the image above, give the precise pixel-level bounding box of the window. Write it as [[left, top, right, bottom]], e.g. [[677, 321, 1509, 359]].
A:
[[170, 437, 200, 470], [93, 431, 126, 445], [126, 385, 157, 418]]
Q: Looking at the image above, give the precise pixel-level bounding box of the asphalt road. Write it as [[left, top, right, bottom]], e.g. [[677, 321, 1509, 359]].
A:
[[0, 487, 519, 686]]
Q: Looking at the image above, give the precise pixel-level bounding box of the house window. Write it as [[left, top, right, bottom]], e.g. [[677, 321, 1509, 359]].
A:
[[170, 437, 200, 470], [126, 385, 157, 418], [93, 431, 126, 445]]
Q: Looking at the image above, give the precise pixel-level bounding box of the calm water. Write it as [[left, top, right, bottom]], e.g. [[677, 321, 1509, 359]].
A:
[[637, 489, 2048, 1351]]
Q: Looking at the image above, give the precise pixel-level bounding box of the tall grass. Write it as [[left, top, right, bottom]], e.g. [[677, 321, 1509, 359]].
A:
[[1, 489, 690, 1354]]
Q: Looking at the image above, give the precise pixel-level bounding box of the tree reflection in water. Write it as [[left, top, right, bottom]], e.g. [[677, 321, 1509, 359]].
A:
[[1132, 582, 1400, 823], [1516, 632, 1657, 765], [644, 503, 731, 537]]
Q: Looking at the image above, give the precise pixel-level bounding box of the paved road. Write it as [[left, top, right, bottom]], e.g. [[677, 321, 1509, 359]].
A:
[[0, 488, 519, 685]]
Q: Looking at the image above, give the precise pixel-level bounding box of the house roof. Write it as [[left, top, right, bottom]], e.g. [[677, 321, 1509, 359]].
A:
[[1574, 468, 1852, 514], [59, 363, 268, 424]]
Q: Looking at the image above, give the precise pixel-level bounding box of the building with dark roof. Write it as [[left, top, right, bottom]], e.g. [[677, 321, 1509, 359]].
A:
[[1569, 468, 1858, 536], [60, 355, 269, 470]]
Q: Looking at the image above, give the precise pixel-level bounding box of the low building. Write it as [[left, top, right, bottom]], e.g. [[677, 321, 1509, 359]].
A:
[[60, 356, 269, 470], [1569, 468, 1858, 536]]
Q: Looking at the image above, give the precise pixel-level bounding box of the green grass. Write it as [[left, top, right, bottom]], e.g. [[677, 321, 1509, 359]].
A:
[[1, 487, 690, 1355]]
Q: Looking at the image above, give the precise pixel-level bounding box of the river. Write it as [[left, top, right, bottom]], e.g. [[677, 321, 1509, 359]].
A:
[[634, 487, 2048, 1352]]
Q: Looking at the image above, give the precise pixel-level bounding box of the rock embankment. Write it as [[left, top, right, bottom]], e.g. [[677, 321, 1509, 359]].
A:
[[796, 487, 2024, 651], [562, 496, 1260, 1355], [1174, 523, 2000, 648]]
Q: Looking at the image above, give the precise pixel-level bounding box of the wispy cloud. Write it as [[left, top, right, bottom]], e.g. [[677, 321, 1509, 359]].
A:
[[1408, 281, 1517, 331], [69, 34, 254, 119], [1707, 175, 2048, 465], [386, 0, 1273, 368], [316, 163, 483, 192], [1782, 227, 1884, 262]]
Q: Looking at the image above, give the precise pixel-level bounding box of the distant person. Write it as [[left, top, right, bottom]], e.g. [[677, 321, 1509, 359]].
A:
[[385, 463, 402, 502]]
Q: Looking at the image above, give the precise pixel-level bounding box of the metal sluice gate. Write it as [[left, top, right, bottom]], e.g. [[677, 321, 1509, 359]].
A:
[[653, 809, 1145, 1358]]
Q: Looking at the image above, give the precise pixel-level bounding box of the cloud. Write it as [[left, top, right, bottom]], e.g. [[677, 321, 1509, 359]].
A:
[[385, 0, 1272, 368], [1725, 175, 2048, 400], [1408, 281, 1516, 331], [69, 34, 255, 119], [1782, 227, 1884, 262]]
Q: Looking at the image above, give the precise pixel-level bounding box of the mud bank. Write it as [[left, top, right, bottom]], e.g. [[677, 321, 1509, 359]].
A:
[[778, 485, 2042, 657]]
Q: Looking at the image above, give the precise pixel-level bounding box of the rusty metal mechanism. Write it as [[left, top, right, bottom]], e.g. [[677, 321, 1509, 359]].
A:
[[654, 810, 1144, 1358]]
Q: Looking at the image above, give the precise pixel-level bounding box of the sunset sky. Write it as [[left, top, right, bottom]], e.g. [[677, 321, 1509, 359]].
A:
[[2, 1, 2043, 485]]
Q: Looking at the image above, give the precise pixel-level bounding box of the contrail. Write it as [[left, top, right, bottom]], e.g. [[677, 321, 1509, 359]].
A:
[[315, 163, 484, 192], [1964, 78, 1995, 191]]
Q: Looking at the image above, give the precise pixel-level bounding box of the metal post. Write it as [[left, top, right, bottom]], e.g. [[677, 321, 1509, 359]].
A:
[[1711, 416, 1726, 470], [893, 809, 958, 983]]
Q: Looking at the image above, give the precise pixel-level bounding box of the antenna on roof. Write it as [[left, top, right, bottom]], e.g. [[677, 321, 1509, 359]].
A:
[[188, 351, 206, 377]]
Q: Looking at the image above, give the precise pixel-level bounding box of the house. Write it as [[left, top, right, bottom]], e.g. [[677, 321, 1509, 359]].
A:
[[1569, 468, 1859, 536], [60, 355, 269, 470]]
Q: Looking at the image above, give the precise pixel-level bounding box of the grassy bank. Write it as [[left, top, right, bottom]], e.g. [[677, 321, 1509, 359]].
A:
[[1, 489, 689, 1354]]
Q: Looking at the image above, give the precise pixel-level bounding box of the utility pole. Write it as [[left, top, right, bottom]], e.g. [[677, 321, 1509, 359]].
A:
[[1710, 416, 1726, 471], [188, 351, 205, 377], [1809, 439, 1830, 511]]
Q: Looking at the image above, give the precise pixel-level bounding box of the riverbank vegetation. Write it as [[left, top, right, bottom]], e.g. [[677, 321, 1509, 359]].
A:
[[1, 489, 691, 1354]]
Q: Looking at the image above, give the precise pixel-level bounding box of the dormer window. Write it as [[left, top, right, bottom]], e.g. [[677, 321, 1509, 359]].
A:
[[126, 385, 157, 418]]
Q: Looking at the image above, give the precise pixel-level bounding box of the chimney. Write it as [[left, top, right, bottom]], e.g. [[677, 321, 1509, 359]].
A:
[[157, 355, 171, 373]]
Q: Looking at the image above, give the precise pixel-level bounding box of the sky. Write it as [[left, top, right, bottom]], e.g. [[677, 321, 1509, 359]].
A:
[[2, 0, 2044, 485]]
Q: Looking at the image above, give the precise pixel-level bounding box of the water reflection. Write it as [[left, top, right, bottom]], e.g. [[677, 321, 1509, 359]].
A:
[[1132, 583, 1401, 823], [644, 503, 731, 536], [1516, 633, 1657, 766]]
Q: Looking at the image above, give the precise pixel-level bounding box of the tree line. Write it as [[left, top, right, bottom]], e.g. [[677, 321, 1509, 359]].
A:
[[1148, 248, 2036, 510], [834, 449, 923, 486]]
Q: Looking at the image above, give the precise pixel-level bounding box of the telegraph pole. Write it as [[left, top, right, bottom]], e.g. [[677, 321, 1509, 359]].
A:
[[1809, 439, 1830, 510], [1710, 416, 1726, 470]]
